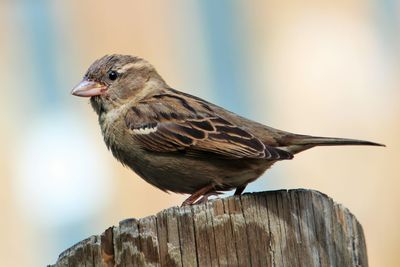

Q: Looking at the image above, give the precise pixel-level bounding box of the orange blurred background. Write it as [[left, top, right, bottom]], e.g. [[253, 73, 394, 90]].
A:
[[1, 1, 398, 266]]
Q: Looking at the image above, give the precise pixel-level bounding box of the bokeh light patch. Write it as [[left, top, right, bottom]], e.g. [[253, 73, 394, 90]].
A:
[[11, 111, 112, 227]]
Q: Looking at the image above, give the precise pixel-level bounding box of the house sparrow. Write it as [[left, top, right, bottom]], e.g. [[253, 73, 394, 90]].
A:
[[71, 54, 384, 205]]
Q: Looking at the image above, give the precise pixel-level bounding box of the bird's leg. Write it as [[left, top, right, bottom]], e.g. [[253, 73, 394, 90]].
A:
[[234, 185, 247, 196], [194, 191, 222, 204], [181, 184, 215, 206]]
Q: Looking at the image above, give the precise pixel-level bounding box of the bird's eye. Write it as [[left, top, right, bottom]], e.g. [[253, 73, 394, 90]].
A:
[[108, 70, 119, 81]]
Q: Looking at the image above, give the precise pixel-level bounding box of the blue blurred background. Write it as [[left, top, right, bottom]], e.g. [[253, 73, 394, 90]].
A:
[[1, 1, 398, 266]]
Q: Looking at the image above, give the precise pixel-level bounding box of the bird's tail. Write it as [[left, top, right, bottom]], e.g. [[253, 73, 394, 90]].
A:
[[282, 134, 385, 154], [292, 135, 384, 147]]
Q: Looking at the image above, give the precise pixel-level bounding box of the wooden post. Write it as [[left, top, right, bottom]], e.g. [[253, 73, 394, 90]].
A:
[[49, 189, 368, 267]]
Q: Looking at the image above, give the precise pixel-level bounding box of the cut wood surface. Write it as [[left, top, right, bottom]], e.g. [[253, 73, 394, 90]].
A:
[[49, 189, 368, 267]]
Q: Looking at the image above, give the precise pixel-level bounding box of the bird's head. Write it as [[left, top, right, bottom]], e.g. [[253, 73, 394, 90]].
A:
[[71, 54, 165, 113]]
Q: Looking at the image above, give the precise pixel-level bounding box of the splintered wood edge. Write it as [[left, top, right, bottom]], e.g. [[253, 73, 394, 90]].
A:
[[48, 189, 368, 267]]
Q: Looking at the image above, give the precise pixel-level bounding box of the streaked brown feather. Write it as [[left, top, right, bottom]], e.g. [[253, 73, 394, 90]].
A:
[[125, 92, 293, 160]]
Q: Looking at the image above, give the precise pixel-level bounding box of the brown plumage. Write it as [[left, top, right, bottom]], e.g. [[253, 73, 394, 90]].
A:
[[72, 54, 384, 205]]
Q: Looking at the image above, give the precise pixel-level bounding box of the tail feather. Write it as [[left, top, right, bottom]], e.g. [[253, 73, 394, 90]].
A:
[[281, 134, 385, 154], [292, 135, 385, 147]]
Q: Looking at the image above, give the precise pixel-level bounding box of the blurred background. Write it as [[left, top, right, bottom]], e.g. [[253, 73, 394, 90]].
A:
[[0, 0, 398, 266]]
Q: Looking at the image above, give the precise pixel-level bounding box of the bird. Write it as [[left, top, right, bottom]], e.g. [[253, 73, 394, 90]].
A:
[[71, 54, 384, 205]]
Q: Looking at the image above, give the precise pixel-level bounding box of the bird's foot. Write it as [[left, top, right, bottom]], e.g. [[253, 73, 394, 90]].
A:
[[181, 184, 216, 206], [194, 191, 222, 205]]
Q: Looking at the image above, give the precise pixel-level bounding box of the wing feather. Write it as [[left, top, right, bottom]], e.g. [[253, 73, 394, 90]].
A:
[[125, 94, 293, 160]]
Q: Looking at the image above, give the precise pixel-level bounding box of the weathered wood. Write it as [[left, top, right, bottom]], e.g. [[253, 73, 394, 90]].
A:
[[49, 189, 368, 267]]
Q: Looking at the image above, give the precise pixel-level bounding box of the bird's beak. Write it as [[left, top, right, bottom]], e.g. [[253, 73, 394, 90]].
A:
[[71, 80, 107, 97]]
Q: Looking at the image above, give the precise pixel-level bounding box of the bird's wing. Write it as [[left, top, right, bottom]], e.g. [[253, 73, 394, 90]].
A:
[[124, 95, 293, 160]]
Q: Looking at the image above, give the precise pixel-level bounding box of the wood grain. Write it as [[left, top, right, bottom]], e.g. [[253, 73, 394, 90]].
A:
[[49, 189, 368, 267]]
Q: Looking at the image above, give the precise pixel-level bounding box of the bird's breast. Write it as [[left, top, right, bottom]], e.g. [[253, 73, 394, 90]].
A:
[[100, 109, 121, 135], [99, 106, 132, 159]]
